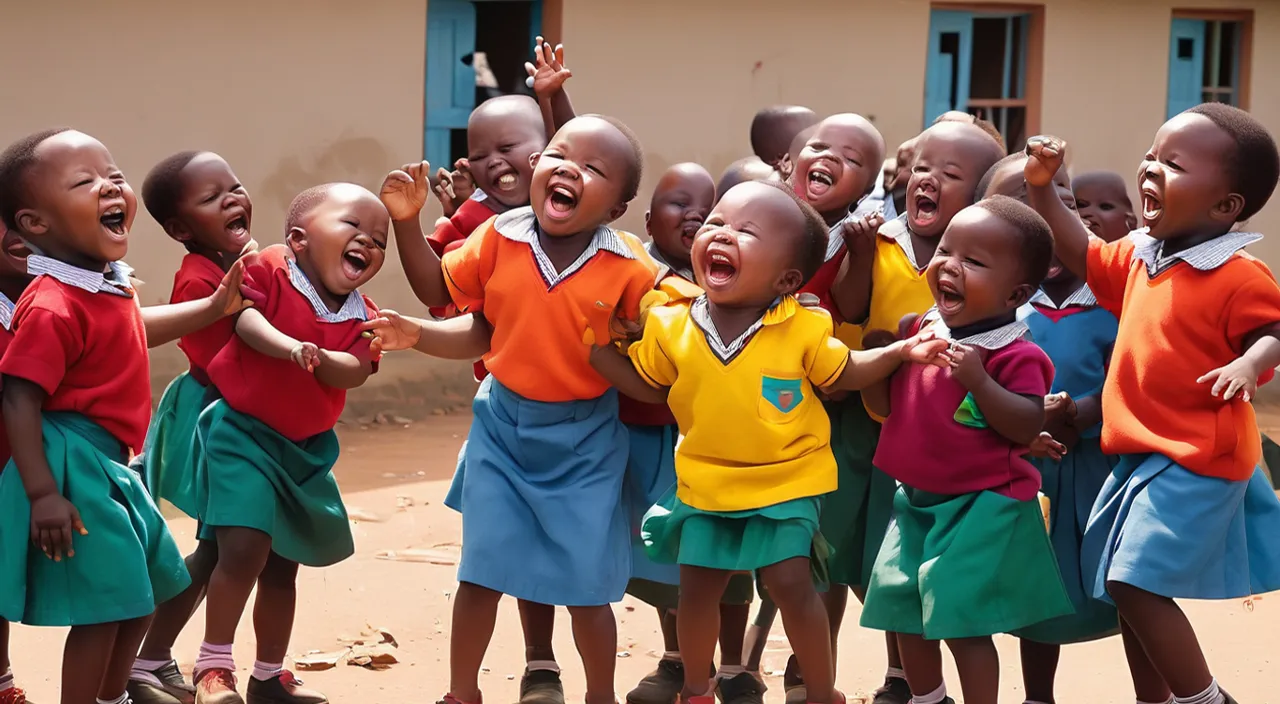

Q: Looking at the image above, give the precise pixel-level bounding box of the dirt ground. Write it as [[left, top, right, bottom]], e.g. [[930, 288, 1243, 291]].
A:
[[9, 413, 1280, 704]]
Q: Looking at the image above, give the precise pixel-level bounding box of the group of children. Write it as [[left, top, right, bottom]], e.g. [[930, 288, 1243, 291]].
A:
[[2, 34, 1280, 704]]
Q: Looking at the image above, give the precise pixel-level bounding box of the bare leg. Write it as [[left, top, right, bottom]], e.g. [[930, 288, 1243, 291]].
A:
[[821, 585, 848, 658], [947, 637, 998, 704], [203, 527, 273, 649], [743, 598, 777, 673], [568, 605, 618, 704], [1018, 639, 1060, 704], [519, 600, 558, 664], [64, 622, 121, 704], [100, 615, 152, 699], [678, 566, 732, 700], [1119, 615, 1172, 704], [760, 558, 833, 704], [0, 619, 9, 673], [449, 582, 503, 702], [139, 540, 218, 661], [660, 608, 679, 654], [717, 603, 749, 669], [895, 634, 943, 696], [253, 552, 299, 666], [1107, 581, 1212, 698]]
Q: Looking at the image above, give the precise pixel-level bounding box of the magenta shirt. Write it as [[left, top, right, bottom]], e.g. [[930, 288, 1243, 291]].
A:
[[875, 330, 1053, 501]]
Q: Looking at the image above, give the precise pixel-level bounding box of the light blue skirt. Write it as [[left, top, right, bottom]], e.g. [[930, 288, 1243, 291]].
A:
[[1015, 438, 1119, 644], [457, 376, 630, 606], [1082, 453, 1280, 603], [443, 438, 466, 512], [624, 424, 681, 586]]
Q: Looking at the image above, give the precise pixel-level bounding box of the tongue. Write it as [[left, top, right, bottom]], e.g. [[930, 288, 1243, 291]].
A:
[[550, 196, 573, 214], [808, 178, 831, 198]]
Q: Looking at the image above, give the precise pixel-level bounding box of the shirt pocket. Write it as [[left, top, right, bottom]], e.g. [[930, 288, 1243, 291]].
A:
[[759, 371, 806, 425]]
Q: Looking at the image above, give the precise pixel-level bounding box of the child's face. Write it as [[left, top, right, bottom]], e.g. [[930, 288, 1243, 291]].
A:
[[1138, 112, 1241, 241], [692, 182, 806, 308], [15, 131, 136, 266], [907, 125, 997, 238], [892, 139, 917, 193], [789, 116, 882, 221], [927, 206, 1032, 328], [646, 165, 715, 266], [1074, 176, 1136, 243], [171, 153, 253, 255], [467, 110, 545, 210], [984, 159, 1077, 284], [529, 117, 632, 237], [0, 225, 31, 282], [288, 184, 389, 296]]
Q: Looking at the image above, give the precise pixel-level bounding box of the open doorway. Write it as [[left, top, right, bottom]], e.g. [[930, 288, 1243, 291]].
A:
[[424, 0, 555, 172]]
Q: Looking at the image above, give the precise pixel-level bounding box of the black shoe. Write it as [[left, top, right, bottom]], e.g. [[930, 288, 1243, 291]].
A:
[[127, 681, 184, 704], [244, 672, 327, 704], [519, 669, 566, 704], [782, 655, 805, 704], [129, 661, 195, 704], [715, 673, 765, 704], [870, 677, 911, 704], [627, 660, 684, 704]]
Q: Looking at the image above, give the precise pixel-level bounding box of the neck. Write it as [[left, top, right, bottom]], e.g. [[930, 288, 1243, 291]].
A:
[[706, 297, 774, 342], [35, 243, 108, 273], [0, 275, 29, 303], [948, 311, 1015, 340], [294, 257, 345, 313], [1040, 276, 1084, 306], [822, 207, 850, 227], [1159, 227, 1232, 257], [536, 223, 597, 260], [191, 244, 240, 272]]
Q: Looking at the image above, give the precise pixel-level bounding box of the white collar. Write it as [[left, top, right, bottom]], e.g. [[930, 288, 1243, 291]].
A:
[[285, 258, 369, 323], [27, 255, 133, 298], [0, 292, 13, 330], [1130, 228, 1262, 277], [1028, 283, 1097, 309], [879, 214, 925, 271], [494, 207, 635, 287], [922, 307, 1028, 350], [645, 241, 695, 283]]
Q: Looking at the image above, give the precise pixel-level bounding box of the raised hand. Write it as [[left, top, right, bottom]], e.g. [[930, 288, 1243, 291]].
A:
[[433, 160, 476, 218], [841, 211, 886, 258], [1024, 136, 1067, 187], [524, 37, 572, 98], [380, 161, 431, 221], [210, 258, 253, 317]]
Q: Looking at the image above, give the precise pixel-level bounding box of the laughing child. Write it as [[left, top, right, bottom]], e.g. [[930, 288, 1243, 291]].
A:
[[859, 196, 1073, 704], [589, 179, 948, 704], [0, 128, 249, 704], [187, 183, 389, 704], [1025, 103, 1280, 704], [0, 224, 31, 704]]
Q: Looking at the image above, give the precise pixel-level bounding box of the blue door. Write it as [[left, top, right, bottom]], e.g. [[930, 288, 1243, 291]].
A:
[[1167, 17, 1205, 118], [425, 0, 477, 168], [923, 10, 974, 127]]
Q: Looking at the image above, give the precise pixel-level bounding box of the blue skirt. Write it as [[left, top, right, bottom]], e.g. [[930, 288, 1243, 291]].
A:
[[443, 438, 466, 513], [457, 376, 630, 606], [1082, 453, 1280, 603], [624, 424, 681, 586], [1014, 438, 1119, 644]]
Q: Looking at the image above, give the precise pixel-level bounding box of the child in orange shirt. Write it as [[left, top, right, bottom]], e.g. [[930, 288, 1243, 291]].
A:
[[1025, 103, 1280, 704]]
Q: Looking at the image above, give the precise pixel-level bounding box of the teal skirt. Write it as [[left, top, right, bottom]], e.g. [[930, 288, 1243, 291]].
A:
[[140, 372, 209, 518], [860, 486, 1073, 640], [0, 413, 191, 626], [642, 488, 827, 580], [819, 395, 893, 589], [191, 399, 352, 567]]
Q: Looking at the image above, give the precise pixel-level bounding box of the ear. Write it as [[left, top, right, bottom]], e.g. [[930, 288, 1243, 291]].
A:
[[1212, 192, 1246, 224], [776, 267, 805, 296], [1008, 282, 1035, 309], [777, 154, 794, 181], [1124, 211, 1138, 232], [15, 208, 48, 237], [286, 226, 308, 254], [643, 210, 652, 237], [165, 218, 193, 243], [529, 152, 542, 170], [607, 202, 629, 223]]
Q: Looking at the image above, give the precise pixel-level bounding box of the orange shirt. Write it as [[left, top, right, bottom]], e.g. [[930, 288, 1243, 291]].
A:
[[442, 208, 657, 402], [1089, 232, 1280, 480]]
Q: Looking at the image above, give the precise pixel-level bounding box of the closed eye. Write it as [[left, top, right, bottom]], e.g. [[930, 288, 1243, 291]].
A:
[[964, 257, 985, 267], [344, 219, 360, 228]]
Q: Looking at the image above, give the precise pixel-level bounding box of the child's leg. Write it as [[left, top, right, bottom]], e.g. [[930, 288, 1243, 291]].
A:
[[820, 585, 848, 657], [1017, 639, 1060, 704], [517, 600, 563, 704], [678, 566, 732, 700], [449, 582, 504, 703], [246, 553, 324, 703], [0, 618, 9, 677], [99, 615, 153, 702], [742, 598, 777, 673], [139, 540, 219, 662], [660, 608, 680, 656], [198, 525, 274, 694], [1107, 581, 1214, 699], [895, 634, 944, 700], [717, 603, 749, 671], [945, 637, 998, 704], [63, 622, 121, 704], [567, 605, 618, 704], [1119, 616, 1172, 704], [759, 558, 833, 704], [626, 608, 683, 704]]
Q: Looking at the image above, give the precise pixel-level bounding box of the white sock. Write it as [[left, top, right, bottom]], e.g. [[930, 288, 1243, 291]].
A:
[[912, 683, 947, 704], [96, 694, 129, 704], [130, 658, 170, 687], [1175, 680, 1224, 704], [716, 665, 745, 679], [194, 642, 236, 675], [526, 660, 560, 674], [1137, 699, 1174, 704], [661, 651, 681, 663], [886, 667, 907, 681], [251, 661, 284, 682], [0, 668, 13, 692]]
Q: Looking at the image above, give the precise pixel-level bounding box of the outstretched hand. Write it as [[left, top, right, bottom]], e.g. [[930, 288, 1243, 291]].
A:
[[362, 310, 423, 353], [524, 37, 572, 98], [210, 258, 253, 317], [1024, 136, 1067, 187], [900, 329, 950, 367], [1198, 356, 1261, 403], [380, 161, 431, 221], [433, 160, 475, 217]]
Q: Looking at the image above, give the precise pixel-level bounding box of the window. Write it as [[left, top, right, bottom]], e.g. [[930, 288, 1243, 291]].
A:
[[1167, 11, 1253, 118], [923, 6, 1044, 152]]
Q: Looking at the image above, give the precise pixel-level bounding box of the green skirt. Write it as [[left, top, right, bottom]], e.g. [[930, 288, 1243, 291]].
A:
[[625, 573, 757, 611], [860, 486, 1073, 640], [0, 413, 191, 626], [819, 396, 893, 589], [140, 372, 209, 518], [191, 399, 352, 567], [642, 489, 828, 581]]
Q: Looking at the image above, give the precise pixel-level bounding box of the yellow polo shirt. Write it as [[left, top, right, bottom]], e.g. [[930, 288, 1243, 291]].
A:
[[861, 216, 935, 346], [628, 295, 849, 512]]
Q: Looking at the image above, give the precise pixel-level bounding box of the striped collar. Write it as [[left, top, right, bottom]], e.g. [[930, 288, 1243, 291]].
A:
[[922, 307, 1029, 350], [27, 255, 134, 298], [470, 189, 488, 203], [878, 214, 925, 272], [494, 207, 635, 287], [0, 292, 13, 330], [1130, 228, 1262, 277], [825, 210, 853, 262], [646, 241, 695, 283], [1029, 283, 1097, 309], [285, 258, 368, 323], [690, 295, 798, 364]]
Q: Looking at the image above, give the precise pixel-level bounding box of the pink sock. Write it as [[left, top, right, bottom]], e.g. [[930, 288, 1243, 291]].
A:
[[195, 642, 236, 675]]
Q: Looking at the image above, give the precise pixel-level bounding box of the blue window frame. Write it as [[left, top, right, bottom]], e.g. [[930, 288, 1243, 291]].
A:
[[1167, 15, 1247, 118]]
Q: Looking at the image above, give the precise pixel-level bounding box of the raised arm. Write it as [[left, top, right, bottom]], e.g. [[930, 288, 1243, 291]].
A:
[[363, 310, 493, 360], [140, 259, 251, 347], [1025, 136, 1093, 278], [381, 163, 452, 308], [829, 212, 885, 323], [589, 344, 668, 405]]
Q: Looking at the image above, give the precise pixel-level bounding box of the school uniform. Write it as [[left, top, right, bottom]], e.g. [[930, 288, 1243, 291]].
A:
[[0, 257, 190, 626], [822, 215, 936, 590], [1079, 231, 1280, 602], [1014, 285, 1121, 644], [138, 254, 235, 518], [630, 295, 847, 579], [442, 207, 657, 606], [860, 310, 1073, 640], [190, 245, 378, 568]]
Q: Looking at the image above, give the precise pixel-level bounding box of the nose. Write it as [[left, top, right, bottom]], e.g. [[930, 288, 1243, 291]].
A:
[[553, 162, 581, 180], [1142, 161, 1163, 181], [100, 178, 121, 197]]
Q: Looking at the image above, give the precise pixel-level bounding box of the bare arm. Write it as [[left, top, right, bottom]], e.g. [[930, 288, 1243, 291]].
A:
[[141, 298, 223, 348], [829, 213, 883, 324], [589, 345, 669, 405], [547, 88, 576, 134], [381, 163, 453, 309], [312, 349, 374, 390], [973, 382, 1046, 446], [235, 308, 301, 360], [3, 377, 55, 503], [862, 376, 892, 419], [1073, 394, 1102, 431], [1025, 137, 1092, 278], [826, 342, 909, 392]]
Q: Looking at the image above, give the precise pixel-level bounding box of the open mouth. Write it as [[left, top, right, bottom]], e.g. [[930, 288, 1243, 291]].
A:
[[545, 184, 579, 219], [806, 164, 835, 199], [704, 250, 737, 287], [912, 192, 939, 227], [3, 238, 30, 260], [936, 279, 964, 315], [100, 206, 128, 237], [225, 213, 250, 243], [494, 170, 519, 192], [342, 248, 370, 281], [680, 221, 702, 247], [1141, 189, 1163, 224]]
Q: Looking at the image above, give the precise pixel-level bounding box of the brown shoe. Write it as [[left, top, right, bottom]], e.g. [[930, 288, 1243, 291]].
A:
[[245, 672, 326, 704], [130, 661, 196, 704], [782, 656, 805, 704], [627, 661, 684, 704], [870, 678, 911, 704], [195, 668, 244, 704], [519, 670, 565, 704]]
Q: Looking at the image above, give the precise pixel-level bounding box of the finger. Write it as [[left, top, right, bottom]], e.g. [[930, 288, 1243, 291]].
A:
[[370, 338, 384, 356], [1243, 389, 1253, 403], [1224, 378, 1244, 401], [1196, 369, 1221, 385], [1211, 374, 1229, 398], [60, 522, 74, 558], [524, 61, 537, 78], [554, 44, 565, 66], [70, 506, 87, 536]]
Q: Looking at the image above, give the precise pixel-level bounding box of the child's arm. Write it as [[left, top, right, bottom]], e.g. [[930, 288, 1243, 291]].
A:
[[1025, 137, 1094, 278], [380, 163, 452, 308], [140, 259, 251, 347], [830, 212, 885, 324], [589, 344, 669, 405], [945, 343, 1046, 445], [362, 310, 493, 360], [525, 38, 576, 138], [1198, 322, 1280, 402], [824, 329, 948, 393], [3, 377, 86, 562], [856, 327, 901, 418], [234, 308, 371, 389]]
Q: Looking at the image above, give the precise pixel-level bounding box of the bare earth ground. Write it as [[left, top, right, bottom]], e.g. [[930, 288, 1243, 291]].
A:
[[11, 411, 1280, 704]]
